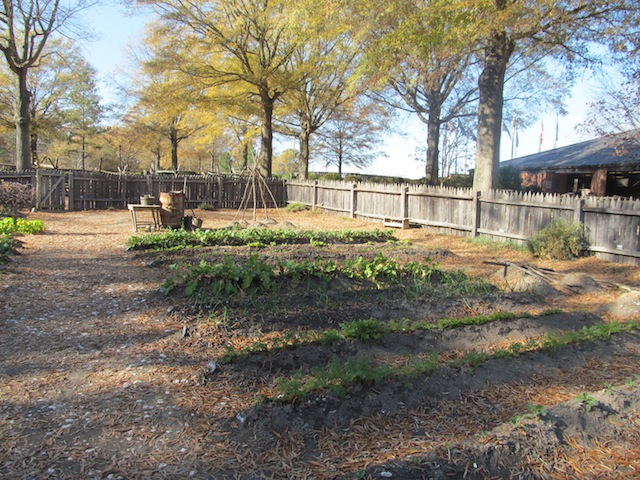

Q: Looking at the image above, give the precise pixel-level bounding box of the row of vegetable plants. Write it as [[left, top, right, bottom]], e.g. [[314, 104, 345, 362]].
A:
[[161, 252, 494, 304], [126, 227, 396, 251]]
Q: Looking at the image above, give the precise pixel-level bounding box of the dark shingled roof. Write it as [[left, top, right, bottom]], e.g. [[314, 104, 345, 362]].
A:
[[500, 132, 640, 172]]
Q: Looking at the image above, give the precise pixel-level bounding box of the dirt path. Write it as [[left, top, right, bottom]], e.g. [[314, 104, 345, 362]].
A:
[[3, 210, 640, 479], [0, 212, 188, 478], [0, 209, 389, 479]]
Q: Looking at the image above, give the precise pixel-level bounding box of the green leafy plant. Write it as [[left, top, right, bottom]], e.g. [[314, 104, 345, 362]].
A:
[[275, 358, 394, 399], [0, 233, 19, 263], [309, 238, 327, 247], [527, 219, 589, 260], [0, 218, 45, 235], [198, 202, 216, 210], [340, 318, 387, 340], [527, 402, 546, 418], [262, 319, 640, 403], [162, 253, 495, 307], [576, 392, 598, 412], [126, 227, 395, 251]]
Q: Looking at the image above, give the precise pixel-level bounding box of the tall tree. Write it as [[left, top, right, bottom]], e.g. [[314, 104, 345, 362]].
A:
[[277, 33, 360, 179], [471, 0, 639, 192], [315, 99, 387, 175], [0, 38, 104, 167], [362, 0, 480, 185], [148, 0, 306, 178], [581, 58, 640, 148], [64, 61, 103, 169], [0, 0, 87, 170]]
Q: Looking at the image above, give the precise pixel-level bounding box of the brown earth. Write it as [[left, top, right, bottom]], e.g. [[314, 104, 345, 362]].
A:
[[2, 208, 640, 479]]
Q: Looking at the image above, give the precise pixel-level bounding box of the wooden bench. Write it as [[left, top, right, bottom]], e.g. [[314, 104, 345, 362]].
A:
[[383, 217, 410, 229], [128, 204, 162, 232]]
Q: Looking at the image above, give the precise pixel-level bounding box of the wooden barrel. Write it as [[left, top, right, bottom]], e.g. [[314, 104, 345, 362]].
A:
[[159, 191, 185, 228]]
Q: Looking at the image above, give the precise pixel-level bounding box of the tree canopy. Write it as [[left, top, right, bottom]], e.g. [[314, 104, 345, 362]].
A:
[[1, 0, 637, 183]]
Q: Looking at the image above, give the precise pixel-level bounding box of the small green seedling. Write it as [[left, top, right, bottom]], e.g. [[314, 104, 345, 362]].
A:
[[576, 392, 598, 412], [527, 402, 546, 418]]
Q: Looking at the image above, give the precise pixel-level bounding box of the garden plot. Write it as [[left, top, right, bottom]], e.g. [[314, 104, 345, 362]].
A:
[[2, 209, 640, 479], [136, 224, 640, 478]]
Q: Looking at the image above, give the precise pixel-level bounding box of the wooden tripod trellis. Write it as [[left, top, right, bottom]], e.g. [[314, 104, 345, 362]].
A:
[[233, 164, 283, 223]]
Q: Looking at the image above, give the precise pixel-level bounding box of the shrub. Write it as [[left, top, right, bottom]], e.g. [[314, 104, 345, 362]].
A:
[[320, 172, 342, 181], [285, 202, 308, 212], [527, 219, 589, 260], [0, 233, 19, 263], [198, 202, 216, 211], [0, 181, 33, 218], [0, 218, 45, 235], [442, 174, 473, 188], [498, 166, 523, 191]]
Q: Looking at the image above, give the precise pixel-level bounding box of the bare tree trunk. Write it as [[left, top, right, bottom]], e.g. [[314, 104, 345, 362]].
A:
[[425, 104, 441, 185], [241, 143, 249, 171], [30, 132, 39, 167], [15, 68, 31, 171], [81, 135, 86, 170], [170, 126, 179, 171], [259, 92, 274, 178], [473, 29, 514, 193], [298, 127, 310, 179]]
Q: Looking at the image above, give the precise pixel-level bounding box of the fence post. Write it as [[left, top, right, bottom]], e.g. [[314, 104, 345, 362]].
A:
[[146, 174, 153, 196], [216, 176, 223, 208], [401, 186, 409, 219], [281, 179, 287, 205], [68, 171, 74, 211], [574, 198, 585, 224], [350, 183, 357, 218], [312, 180, 318, 210], [471, 191, 481, 238], [36, 169, 42, 210]]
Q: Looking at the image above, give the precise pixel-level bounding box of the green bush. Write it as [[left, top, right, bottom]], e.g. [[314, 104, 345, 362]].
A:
[[285, 202, 308, 212], [527, 219, 589, 260], [0, 218, 45, 235], [0, 233, 19, 263], [198, 202, 216, 211], [498, 166, 523, 190], [320, 172, 342, 181]]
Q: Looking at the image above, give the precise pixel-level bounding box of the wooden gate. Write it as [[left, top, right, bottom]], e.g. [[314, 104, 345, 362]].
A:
[[36, 170, 66, 210]]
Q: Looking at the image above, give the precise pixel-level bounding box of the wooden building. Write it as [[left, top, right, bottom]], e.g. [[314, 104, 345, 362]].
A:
[[500, 132, 640, 198]]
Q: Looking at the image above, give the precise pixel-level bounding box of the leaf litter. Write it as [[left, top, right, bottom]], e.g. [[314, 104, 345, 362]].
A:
[[1, 209, 640, 478]]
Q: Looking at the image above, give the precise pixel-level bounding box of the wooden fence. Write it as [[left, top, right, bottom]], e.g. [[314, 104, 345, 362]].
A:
[[0, 170, 287, 211], [3, 171, 638, 264], [286, 179, 640, 265]]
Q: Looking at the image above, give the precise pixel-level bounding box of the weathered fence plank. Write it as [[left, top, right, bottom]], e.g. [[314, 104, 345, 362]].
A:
[[0, 170, 286, 212], [285, 179, 640, 265], [3, 171, 639, 265]]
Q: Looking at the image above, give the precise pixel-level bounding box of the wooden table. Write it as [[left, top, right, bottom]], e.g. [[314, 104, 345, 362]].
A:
[[128, 204, 162, 232]]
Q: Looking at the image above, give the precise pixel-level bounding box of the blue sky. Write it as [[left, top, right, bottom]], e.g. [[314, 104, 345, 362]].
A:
[[80, 5, 601, 179], [80, 4, 148, 101]]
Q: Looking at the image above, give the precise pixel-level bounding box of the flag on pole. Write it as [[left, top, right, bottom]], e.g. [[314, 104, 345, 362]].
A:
[[502, 121, 512, 141], [553, 115, 559, 149], [538, 117, 544, 152], [511, 117, 517, 159]]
